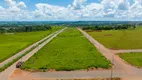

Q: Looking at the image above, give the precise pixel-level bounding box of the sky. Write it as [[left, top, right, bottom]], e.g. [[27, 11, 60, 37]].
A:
[[0, 0, 142, 21]]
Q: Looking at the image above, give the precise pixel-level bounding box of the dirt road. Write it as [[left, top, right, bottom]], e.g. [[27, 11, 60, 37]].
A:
[[0, 28, 66, 80]]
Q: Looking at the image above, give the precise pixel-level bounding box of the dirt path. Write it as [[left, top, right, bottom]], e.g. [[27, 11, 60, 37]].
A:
[[0, 28, 66, 80], [0, 30, 60, 68]]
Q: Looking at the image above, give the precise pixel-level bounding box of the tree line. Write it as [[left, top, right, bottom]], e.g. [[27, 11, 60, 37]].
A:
[[82, 24, 136, 30], [0, 25, 52, 34]]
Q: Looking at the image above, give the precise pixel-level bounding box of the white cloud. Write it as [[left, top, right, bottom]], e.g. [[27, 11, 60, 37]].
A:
[[17, 1, 27, 8], [84, 3, 103, 18], [8, 6, 20, 12], [101, 0, 117, 10], [131, 0, 142, 9], [0, 0, 142, 20], [128, 0, 142, 19], [69, 0, 87, 10], [33, 2, 103, 20], [0, 0, 29, 20], [34, 3, 70, 20], [100, 0, 117, 17]]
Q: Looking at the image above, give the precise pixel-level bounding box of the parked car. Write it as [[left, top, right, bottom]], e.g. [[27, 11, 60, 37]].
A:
[[16, 61, 24, 68]]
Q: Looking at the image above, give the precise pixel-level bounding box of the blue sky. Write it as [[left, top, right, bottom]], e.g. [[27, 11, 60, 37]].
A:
[[0, 0, 141, 21]]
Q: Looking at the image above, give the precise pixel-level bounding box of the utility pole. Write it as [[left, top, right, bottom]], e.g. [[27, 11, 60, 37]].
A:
[[111, 53, 114, 80]]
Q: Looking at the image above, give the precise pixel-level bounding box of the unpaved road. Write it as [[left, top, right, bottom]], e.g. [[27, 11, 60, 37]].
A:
[[0, 28, 66, 80], [0, 30, 60, 68]]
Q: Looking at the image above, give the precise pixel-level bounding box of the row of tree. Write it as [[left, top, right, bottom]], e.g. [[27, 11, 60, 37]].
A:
[[0, 25, 52, 34], [82, 24, 136, 30]]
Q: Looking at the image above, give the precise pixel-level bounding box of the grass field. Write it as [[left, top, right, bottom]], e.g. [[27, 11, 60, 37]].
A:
[[0, 27, 62, 63], [22, 28, 111, 71], [86, 27, 142, 49], [118, 53, 142, 67]]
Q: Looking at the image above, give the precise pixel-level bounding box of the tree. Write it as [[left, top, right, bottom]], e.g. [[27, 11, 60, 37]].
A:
[[0, 28, 6, 34]]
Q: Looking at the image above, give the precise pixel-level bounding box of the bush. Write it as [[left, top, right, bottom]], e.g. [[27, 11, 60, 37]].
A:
[[0, 25, 52, 33], [82, 24, 136, 30]]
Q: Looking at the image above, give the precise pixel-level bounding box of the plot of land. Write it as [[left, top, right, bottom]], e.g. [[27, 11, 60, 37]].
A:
[[0, 27, 61, 63], [86, 27, 142, 49], [22, 28, 111, 71], [118, 52, 142, 67]]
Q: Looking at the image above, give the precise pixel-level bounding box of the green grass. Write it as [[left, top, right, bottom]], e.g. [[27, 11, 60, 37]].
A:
[[0, 27, 62, 63], [86, 27, 142, 49], [22, 28, 111, 71], [118, 53, 142, 67]]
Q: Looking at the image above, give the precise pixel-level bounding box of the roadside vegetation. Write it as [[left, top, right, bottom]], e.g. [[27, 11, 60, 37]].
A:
[[118, 53, 142, 68], [86, 26, 142, 49], [21, 28, 111, 71], [0, 27, 63, 63]]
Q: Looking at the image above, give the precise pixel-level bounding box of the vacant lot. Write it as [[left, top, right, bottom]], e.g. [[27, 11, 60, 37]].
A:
[[118, 53, 142, 67], [0, 27, 61, 62], [22, 28, 111, 71], [86, 27, 142, 49]]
